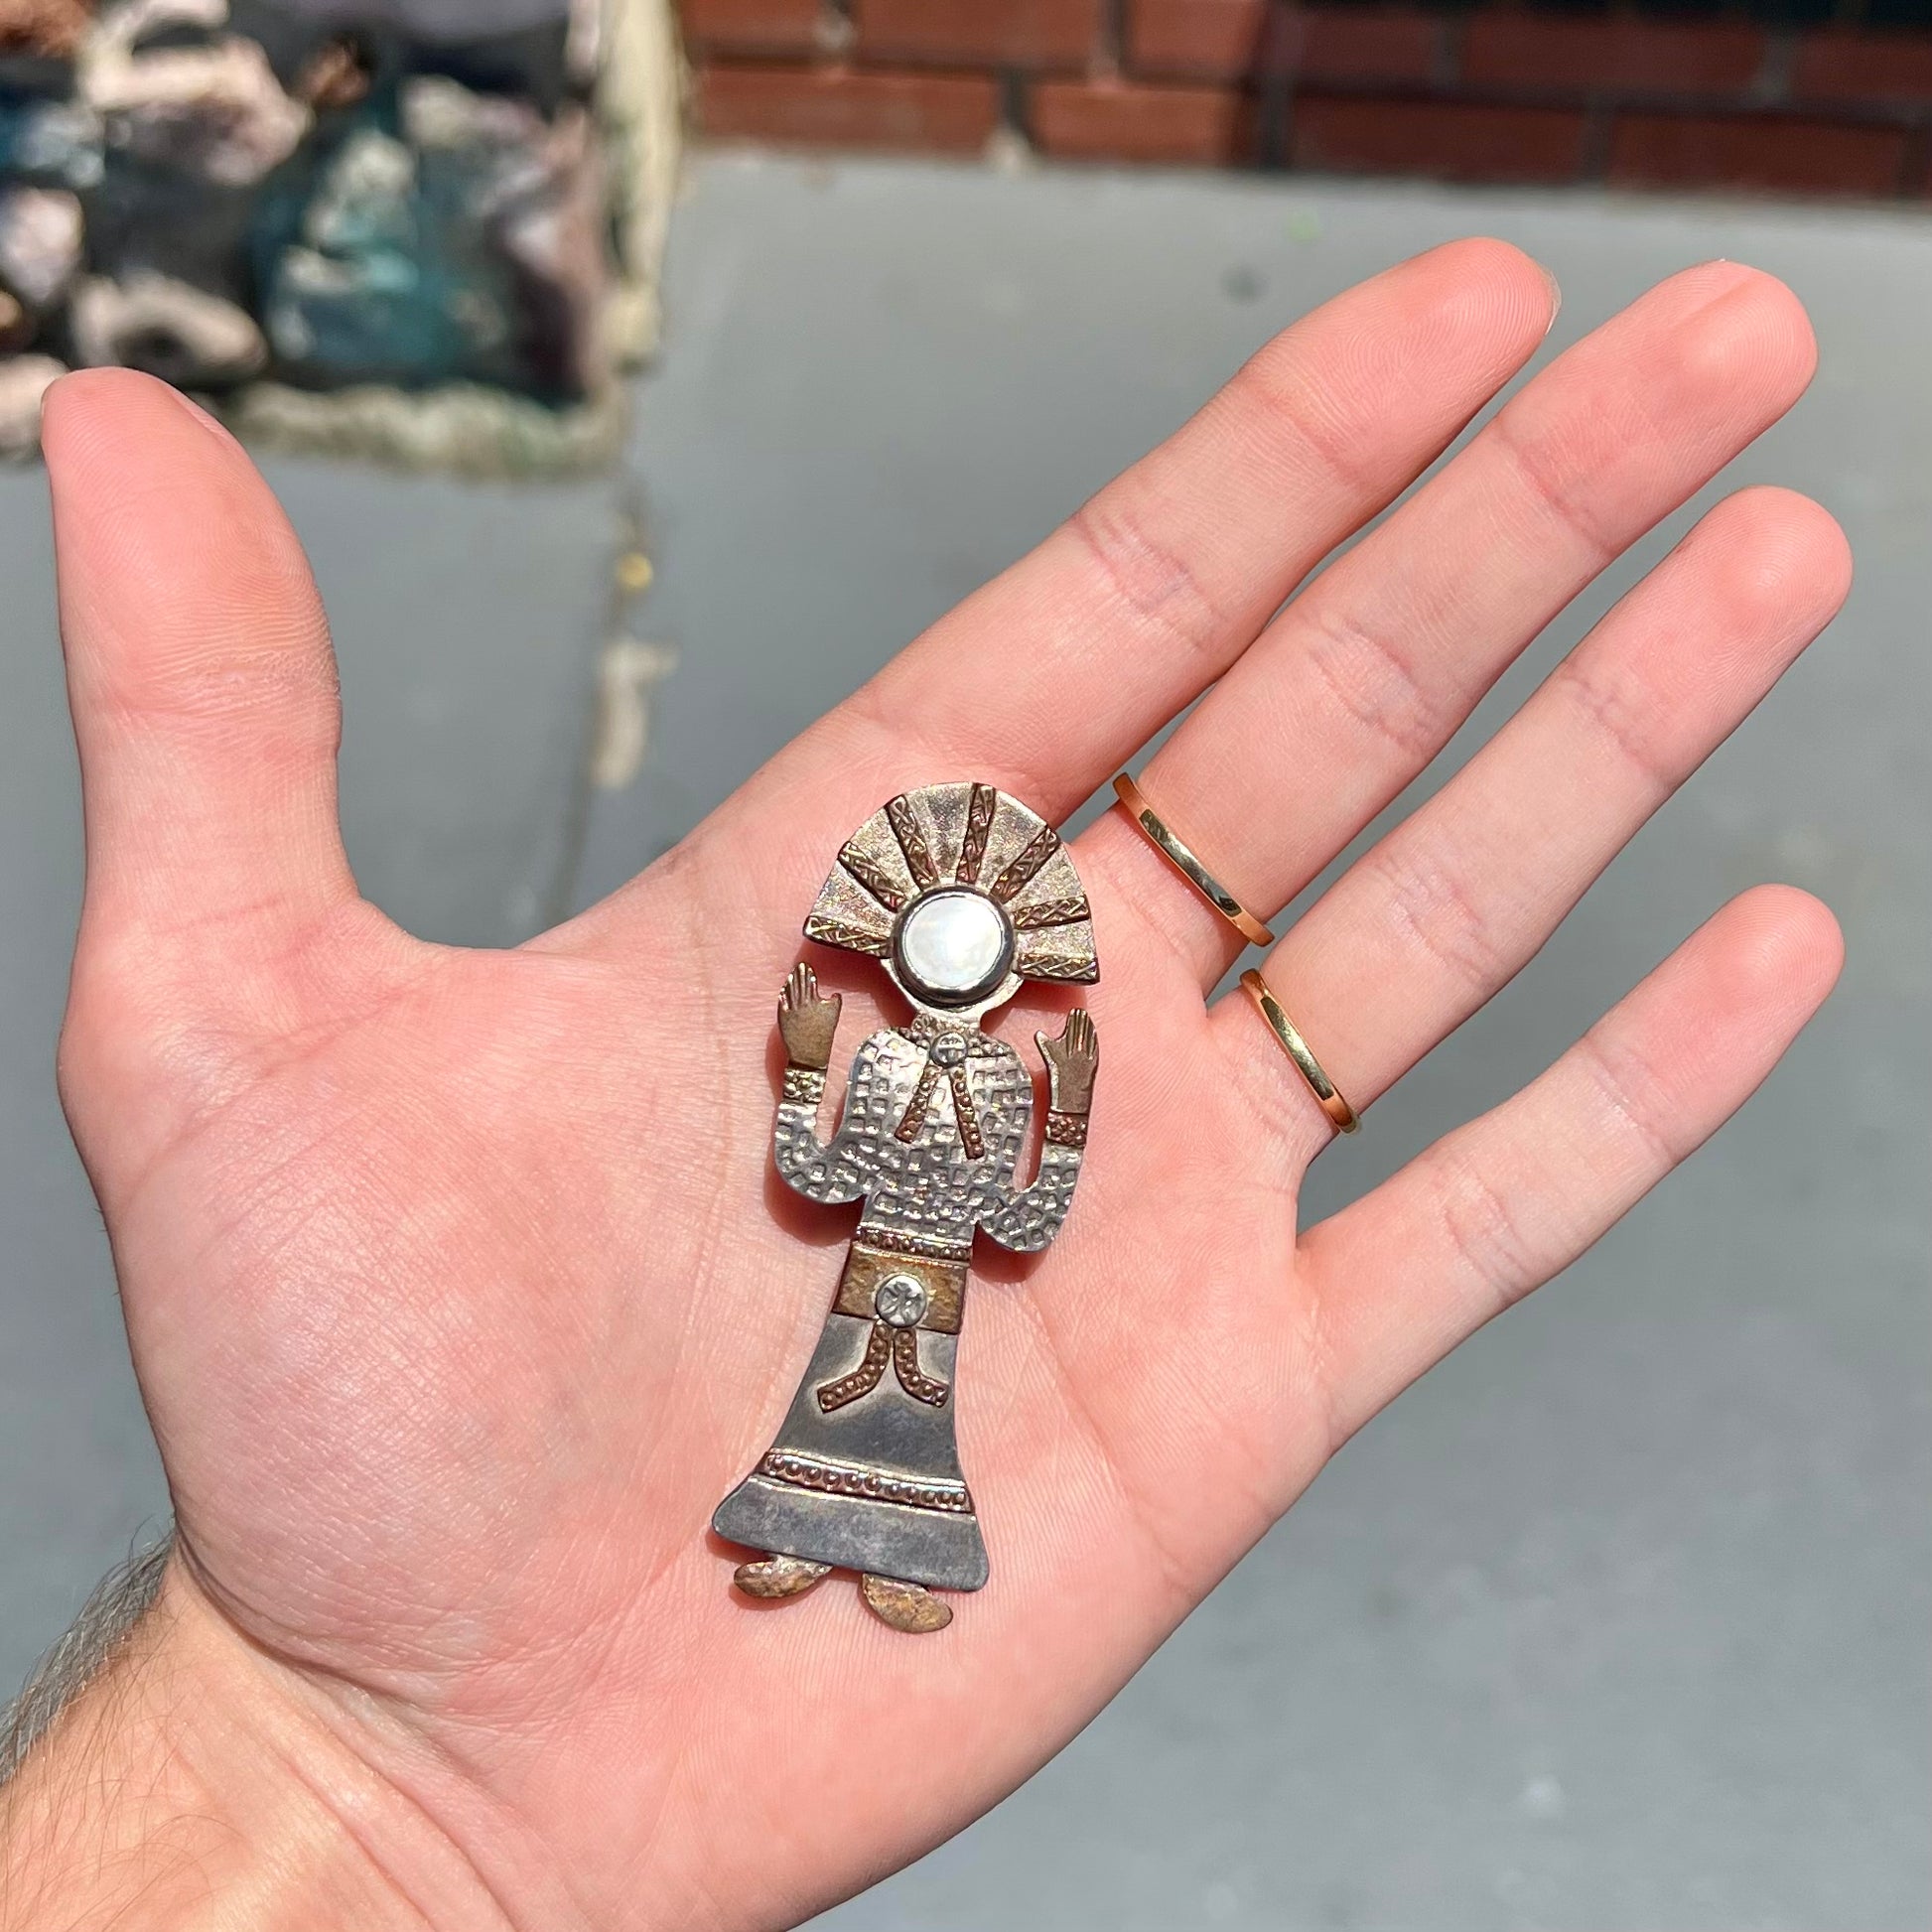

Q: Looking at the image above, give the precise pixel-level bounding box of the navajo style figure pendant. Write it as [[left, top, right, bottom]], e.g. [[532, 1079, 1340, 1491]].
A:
[[713, 782, 1101, 1635]]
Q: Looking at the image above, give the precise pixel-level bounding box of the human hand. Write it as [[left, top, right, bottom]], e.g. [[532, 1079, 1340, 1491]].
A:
[[777, 960, 842, 1071], [9, 244, 1845, 1932], [1037, 1009, 1098, 1117]]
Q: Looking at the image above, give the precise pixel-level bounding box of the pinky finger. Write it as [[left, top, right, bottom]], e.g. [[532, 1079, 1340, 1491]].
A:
[[1298, 886, 1844, 1448]]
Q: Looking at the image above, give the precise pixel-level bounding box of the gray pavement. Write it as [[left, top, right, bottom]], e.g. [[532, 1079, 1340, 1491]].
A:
[[0, 150, 1926, 1928]]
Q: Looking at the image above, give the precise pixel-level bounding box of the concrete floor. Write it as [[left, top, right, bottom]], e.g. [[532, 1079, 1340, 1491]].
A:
[[0, 151, 1926, 1928]]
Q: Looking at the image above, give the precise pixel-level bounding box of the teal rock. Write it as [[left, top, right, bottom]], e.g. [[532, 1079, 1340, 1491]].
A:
[[405, 79, 606, 400], [260, 78, 606, 401], [0, 98, 103, 189], [262, 120, 521, 389]]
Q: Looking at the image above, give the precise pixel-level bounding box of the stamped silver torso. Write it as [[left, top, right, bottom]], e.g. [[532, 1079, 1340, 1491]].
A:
[[775, 1023, 1080, 1254]]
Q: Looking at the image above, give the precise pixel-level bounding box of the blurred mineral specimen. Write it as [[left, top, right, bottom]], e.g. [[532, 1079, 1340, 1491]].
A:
[[262, 127, 473, 386], [0, 97, 104, 189], [0, 350, 63, 454], [263, 73, 609, 401], [402, 68, 543, 149], [270, 0, 573, 28], [70, 268, 266, 382], [290, 36, 369, 113], [80, 0, 311, 188], [84, 160, 254, 306], [406, 76, 608, 398], [0, 0, 671, 467], [0, 0, 92, 59], [0, 184, 82, 307]]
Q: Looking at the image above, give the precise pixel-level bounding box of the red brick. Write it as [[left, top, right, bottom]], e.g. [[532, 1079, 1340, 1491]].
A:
[[696, 63, 1002, 151], [1607, 112, 1908, 197], [1292, 8, 1439, 86], [1793, 29, 1932, 106], [854, 0, 1101, 71], [1032, 78, 1258, 163], [1460, 14, 1765, 95], [1130, 3, 1437, 86], [1128, 0, 1272, 80], [678, 0, 824, 59], [1290, 94, 1586, 183]]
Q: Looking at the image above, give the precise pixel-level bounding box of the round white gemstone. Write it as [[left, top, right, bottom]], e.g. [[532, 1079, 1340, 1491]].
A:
[[895, 889, 1014, 1004]]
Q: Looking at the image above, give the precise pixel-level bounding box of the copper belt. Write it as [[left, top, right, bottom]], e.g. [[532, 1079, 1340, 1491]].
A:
[[816, 1242, 967, 1414]]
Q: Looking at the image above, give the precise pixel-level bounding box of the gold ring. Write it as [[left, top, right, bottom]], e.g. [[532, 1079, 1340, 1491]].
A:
[[1112, 773, 1275, 948], [1239, 970, 1359, 1135]]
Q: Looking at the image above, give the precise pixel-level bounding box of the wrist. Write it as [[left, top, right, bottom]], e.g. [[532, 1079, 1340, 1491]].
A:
[[0, 1559, 513, 1932], [1045, 1075, 1094, 1120]]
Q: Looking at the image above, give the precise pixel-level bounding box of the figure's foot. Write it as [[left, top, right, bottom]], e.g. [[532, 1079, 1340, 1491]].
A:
[[733, 1554, 832, 1600], [860, 1573, 953, 1634]]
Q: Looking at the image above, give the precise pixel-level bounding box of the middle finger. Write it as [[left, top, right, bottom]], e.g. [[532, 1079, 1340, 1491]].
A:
[[1083, 260, 1818, 992]]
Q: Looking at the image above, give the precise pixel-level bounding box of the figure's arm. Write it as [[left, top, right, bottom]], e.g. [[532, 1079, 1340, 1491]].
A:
[[772, 963, 871, 1204], [980, 1011, 1099, 1254]]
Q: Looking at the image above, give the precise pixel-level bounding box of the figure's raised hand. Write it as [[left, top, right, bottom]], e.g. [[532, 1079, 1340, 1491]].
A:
[[777, 960, 841, 1070], [1037, 1008, 1099, 1116], [14, 241, 1846, 1932]]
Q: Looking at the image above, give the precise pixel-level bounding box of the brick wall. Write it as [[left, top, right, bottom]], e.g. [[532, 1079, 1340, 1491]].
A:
[[677, 0, 1932, 198]]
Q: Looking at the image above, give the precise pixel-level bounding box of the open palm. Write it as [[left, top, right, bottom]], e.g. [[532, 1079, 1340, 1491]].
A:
[[42, 242, 1844, 1930]]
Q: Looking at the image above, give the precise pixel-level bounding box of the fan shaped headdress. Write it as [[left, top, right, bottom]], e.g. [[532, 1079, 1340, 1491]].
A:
[[804, 782, 1098, 1014]]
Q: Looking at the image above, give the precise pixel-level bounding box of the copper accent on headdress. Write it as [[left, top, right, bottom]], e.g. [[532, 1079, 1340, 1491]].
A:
[[887, 794, 940, 891], [1009, 893, 1091, 931], [953, 782, 998, 886], [838, 842, 907, 912], [802, 912, 893, 956], [990, 825, 1060, 904], [1015, 939, 1103, 982]]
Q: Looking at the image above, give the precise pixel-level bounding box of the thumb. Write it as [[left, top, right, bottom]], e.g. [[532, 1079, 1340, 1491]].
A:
[[47, 372, 356, 946], [45, 373, 367, 1156]]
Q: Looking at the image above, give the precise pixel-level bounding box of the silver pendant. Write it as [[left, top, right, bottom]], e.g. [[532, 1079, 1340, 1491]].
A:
[[713, 782, 1100, 1634]]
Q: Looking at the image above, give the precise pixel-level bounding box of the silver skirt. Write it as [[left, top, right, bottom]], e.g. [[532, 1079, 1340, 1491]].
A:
[[712, 1310, 989, 1591]]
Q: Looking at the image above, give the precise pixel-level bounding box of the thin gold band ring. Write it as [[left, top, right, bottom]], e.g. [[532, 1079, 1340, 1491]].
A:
[[1112, 773, 1275, 948], [1239, 970, 1360, 1135]]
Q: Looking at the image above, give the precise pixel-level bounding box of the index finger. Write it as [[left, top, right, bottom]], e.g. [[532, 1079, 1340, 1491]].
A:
[[854, 237, 1555, 818]]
